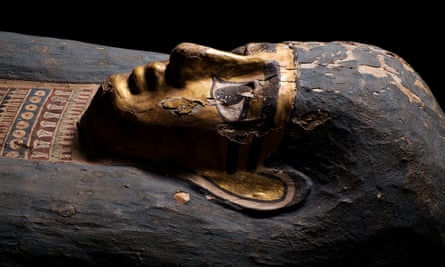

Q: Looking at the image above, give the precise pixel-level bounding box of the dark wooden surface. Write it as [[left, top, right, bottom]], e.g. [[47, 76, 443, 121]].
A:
[[0, 31, 168, 83], [0, 157, 277, 266], [1, 31, 445, 266]]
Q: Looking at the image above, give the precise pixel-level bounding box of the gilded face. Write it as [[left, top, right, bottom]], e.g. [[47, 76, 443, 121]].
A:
[[107, 42, 296, 130], [79, 42, 305, 210], [80, 42, 297, 169]]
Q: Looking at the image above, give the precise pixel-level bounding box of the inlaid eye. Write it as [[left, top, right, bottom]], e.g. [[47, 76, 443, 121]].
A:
[[214, 85, 252, 105], [213, 84, 254, 122]]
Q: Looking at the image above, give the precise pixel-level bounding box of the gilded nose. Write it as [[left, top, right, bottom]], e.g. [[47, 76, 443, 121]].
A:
[[129, 62, 166, 94]]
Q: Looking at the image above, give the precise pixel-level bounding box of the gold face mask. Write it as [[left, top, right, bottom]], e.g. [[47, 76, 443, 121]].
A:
[[79, 42, 310, 211], [108, 42, 295, 129]]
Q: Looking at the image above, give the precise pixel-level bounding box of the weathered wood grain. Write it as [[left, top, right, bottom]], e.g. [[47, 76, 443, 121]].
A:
[[0, 158, 269, 266], [0, 31, 168, 83]]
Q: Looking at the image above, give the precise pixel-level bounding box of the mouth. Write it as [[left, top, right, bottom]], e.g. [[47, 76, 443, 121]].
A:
[[104, 73, 134, 100]]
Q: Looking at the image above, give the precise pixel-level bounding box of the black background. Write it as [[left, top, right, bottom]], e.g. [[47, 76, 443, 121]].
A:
[[1, 2, 443, 110]]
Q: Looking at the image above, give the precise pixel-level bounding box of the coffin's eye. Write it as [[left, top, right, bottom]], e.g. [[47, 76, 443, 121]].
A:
[[213, 83, 254, 122], [214, 85, 251, 105]]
